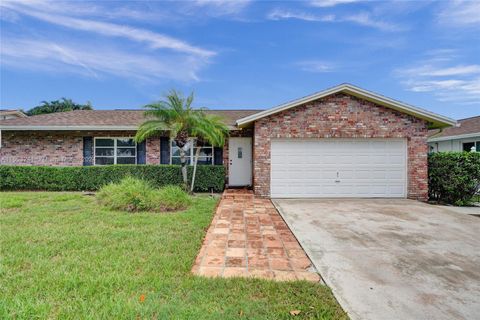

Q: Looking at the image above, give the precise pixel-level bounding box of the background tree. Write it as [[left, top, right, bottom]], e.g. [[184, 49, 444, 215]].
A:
[[135, 90, 228, 191], [27, 98, 92, 116]]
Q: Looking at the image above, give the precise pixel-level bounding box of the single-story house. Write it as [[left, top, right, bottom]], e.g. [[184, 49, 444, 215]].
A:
[[0, 109, 27, 121], [0, 84, 456, 200], [428, 116, 480, 152]]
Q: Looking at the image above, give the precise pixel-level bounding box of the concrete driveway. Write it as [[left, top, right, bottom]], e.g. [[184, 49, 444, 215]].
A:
[[273, 199, 480, 320]]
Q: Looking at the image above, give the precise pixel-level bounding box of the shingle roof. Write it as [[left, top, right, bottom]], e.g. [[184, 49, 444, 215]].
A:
[[236, 83, 457, 129], [0, 109, 27, 118], [428, 116, 480, 139], [0, 109, 262, 130]]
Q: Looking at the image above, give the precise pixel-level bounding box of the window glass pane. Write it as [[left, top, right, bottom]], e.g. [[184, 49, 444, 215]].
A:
[[477, 142, 480, 152], [195, 147, 213, 157], [195, 141, 211, 147], [95, 148, 114, 156], [195, 157, 213, 165], [463, 142, 475, 152], [172, 157, 191, 165], [117, 138, 135, 147], [171, 148, 181, 157], [117, 157, 136, 164], [117, 147, 136, 157], [172, 146, 191, 157], [172, 140, 192, 154], [95, 157, 114, 165], [96, 138, 114, 147]]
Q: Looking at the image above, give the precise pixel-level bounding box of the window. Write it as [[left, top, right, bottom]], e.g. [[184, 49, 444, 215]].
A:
[[94, 138, 136, 165], [171, 139, 214, 165], [462, 141, 480, 152]]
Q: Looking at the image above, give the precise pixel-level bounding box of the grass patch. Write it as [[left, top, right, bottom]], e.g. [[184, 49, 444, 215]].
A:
[[0, 192, 347, 319], [97, 177, 191, 212]]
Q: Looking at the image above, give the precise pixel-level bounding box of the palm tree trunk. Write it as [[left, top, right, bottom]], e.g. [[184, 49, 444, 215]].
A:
[[179, 148, 188, 190], [191, 146, 201, 193]]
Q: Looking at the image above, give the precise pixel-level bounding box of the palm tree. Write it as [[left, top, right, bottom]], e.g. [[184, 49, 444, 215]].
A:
[[135, 90, 228, 191], [190, 114, 228, 192]]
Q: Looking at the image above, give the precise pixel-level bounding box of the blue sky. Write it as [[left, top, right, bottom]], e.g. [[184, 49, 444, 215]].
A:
[[1, 0, 479, 119]]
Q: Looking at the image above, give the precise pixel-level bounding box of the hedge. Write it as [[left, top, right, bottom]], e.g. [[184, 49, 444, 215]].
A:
[[428, 152, 480, 205], [0, 165, 225, 192]]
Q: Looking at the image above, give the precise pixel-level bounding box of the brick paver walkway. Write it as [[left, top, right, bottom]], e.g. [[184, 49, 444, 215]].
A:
[[192, 189, 320, 282]]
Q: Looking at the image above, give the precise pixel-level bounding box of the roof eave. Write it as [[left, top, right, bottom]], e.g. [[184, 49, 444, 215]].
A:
[[0, 110, 27, 118], [236, 84, 457, 129], [0, 125, 140, 131], [428, 132, 480, 142], [0, 125, 241, 131]]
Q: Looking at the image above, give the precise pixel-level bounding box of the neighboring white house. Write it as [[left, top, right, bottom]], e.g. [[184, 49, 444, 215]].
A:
[[0, 110, 27, 121], [428, 116, 480, 152]]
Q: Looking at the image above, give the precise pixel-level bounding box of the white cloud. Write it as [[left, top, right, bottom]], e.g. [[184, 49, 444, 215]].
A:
[[267, 8, 401, 31], [296, 60, 336, 73], [1, 1, 214, 57], [396, 51, 480, 105], [437, 0, 480, 26], [1, 38, 205, 82], [416, 65, 480, 77], [310, 0, 361, 7], [267, 9, 334, 22], [0, 0, 216, 83], [344, 13, 404, 32], [191, 0, 252, 16]]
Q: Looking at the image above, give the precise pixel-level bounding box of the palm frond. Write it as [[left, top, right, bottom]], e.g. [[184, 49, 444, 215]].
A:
[[134, 120, 168, 142], [137, 90, 228, 147]]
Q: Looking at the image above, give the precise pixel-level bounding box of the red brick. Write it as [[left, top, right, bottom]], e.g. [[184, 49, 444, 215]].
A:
[[252, 93, 429, 201]]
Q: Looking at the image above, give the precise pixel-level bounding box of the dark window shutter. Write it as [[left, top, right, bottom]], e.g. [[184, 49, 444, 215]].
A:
[[83, 137, 93, 166], [160, 137, 170, 164], [136, 140, 146, 164], [214, 147, 223, 165]]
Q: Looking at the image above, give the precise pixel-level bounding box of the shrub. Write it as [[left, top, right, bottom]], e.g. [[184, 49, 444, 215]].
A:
[[97, 177, 155, 212], [0, 165, 225, 192], [154, 185, 192, 212], [429, 152, 480, 205], [97, 177, 191, 212]]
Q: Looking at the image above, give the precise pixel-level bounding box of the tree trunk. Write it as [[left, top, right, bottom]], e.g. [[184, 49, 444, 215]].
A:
[[179, 147, 188, 190], [191, 146, 201, 193]]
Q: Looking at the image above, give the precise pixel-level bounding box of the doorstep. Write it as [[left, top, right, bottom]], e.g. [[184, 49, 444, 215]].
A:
[[191, 189, 321, 282]]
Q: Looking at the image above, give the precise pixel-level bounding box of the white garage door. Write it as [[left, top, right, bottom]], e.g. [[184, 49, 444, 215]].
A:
[[271, 139, 407, 198]]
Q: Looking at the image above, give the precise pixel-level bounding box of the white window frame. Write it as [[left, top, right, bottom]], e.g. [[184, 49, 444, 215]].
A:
[[94, 137, 137, 165], [170, 138, 214, 165]]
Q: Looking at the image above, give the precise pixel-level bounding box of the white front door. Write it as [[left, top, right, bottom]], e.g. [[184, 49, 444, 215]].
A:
[[229, 137, 252, 186], [271, 139, 407, 198]]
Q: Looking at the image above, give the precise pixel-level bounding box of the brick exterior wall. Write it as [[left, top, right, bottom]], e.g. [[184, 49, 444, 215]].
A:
[[0, 94, 430, 200], [0, 131, 162, 166], [253, 93, 429, 201], [146, 137, 161, 164]]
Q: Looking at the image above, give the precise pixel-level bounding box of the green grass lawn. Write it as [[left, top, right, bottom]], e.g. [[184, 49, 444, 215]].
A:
[[0, 192, 347, 320]]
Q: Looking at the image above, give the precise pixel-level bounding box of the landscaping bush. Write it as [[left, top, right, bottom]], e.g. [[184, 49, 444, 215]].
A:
[[429, 152, 480, 206], [0, 165, 225, 192], [97, 177, 155, 212], [97, 177, 191, 212], [153, 185, 192, 212]]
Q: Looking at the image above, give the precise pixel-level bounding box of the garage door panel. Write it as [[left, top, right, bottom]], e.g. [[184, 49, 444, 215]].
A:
[[271, 139, 406, 198]]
